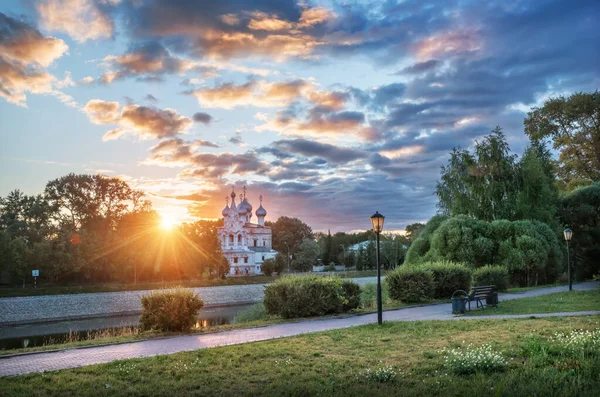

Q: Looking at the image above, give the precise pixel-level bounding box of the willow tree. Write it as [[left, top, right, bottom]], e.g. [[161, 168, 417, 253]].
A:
[[436, 127, 519, 221]]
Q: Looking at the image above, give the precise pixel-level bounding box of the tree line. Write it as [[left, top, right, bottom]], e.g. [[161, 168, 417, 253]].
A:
[[0, 174, 229, 286]]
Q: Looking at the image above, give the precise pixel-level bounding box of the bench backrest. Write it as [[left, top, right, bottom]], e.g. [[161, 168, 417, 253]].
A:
[[469, 285, 496, 298]]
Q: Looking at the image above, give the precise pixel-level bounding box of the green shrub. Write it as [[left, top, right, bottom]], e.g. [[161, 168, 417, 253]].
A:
[[359, 282, 389, 308], [473, 265, 510, 291], [386, 267, 435, 303], [261, 258, 275, 276], [418, 261, 472, 298], [341, 279, 361, 311], [264, 275, 346, 318], [139, 287, 204, 332], [234, 303, 270, 323]]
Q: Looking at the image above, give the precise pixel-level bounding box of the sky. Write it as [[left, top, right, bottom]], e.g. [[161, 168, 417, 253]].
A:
[[0, 0, 599, 233]]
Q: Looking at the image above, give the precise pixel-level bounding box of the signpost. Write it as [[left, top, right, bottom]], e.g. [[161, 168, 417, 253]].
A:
[[32, 270, 39, 288]]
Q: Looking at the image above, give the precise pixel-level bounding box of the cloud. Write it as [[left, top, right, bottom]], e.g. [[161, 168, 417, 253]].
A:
[[0, 13, 68, 105], [272, 139, 367, 164], [192, 112, 212, 124], [36, 0, 115, 42], [397, 59, 440, 75], [125, 1, 333, 60], [83, 99, 193, 141], [98, 42, 196, 83], [195, 139, 219, 148], [187, 79, 348, 110]]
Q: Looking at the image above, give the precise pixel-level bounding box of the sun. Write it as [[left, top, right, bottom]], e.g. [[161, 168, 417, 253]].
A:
[[160, 214, 177, 231]]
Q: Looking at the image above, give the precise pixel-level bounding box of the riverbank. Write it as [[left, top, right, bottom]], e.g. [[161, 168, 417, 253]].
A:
[[0, 271, 379, 298]]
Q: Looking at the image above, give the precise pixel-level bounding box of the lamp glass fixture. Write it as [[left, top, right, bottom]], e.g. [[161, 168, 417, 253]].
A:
[[370, 211, 385, 233]]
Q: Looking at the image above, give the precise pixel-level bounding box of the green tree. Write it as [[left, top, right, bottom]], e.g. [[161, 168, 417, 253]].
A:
[[436, 127, 519, 221], [273, 253, 287, 275], [515, 141, 559, 224], [293, 239, 320, 272], [405, 223, 425, 244], [525, 91, 600, 189], [266, 216, 314, 256], [559, 182, 600, 279], [261, 258, 275, 276]]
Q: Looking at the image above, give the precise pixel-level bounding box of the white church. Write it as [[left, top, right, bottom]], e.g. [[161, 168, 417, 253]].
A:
[[218, 187, 278, 276]]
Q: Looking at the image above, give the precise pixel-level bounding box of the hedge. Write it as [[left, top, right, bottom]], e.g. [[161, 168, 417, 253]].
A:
[[386, 267, 435, 303], [263, 275, 360, 318], [417, 261, 472, 298], [472, 265, 510, 291]]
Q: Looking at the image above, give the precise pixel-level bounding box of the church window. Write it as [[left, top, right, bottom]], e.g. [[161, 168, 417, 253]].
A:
[[234, 257, 238, 264], [229, 235, 234, 243], [263, 241, 266, 247], [262, 256, 265, 261], [238, 235, 242, 244], [244, 257, 248, 263], [253, 239, 257, 247]]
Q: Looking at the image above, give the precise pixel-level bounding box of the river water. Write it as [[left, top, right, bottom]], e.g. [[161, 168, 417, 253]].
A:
[[0, 304, 253, 351]]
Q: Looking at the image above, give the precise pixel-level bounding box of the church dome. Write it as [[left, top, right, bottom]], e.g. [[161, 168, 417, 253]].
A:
[[256, 204, 267, 217], [243, 199, 253, 213], [221, 204, 230, 217]]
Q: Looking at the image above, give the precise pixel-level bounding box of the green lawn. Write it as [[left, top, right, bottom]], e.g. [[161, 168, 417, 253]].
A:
[[0, 271, 380, 298], [465, 288, 600, 316], [1, 316, 598, 396]]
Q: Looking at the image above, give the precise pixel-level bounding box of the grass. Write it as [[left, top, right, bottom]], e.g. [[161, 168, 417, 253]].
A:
[[1, 316, 599, 396], [507, 281, 570, 293], [466, 288, 600, 316], [0, 271, 380, 298], [0, 296, 442, 357]]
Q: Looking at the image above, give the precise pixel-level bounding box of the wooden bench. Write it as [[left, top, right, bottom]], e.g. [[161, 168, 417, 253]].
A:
[[468, 285, 498, 310]]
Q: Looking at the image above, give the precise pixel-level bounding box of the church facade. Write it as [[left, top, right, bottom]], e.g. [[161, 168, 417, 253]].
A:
[[217, 187, 278, 276]]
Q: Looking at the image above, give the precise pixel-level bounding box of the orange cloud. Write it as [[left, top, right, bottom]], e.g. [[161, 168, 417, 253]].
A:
[[0, 13, 68, 105], [82, 99, 193, 141], [36, 0, 115, 42], [414, 28, 482, 60]]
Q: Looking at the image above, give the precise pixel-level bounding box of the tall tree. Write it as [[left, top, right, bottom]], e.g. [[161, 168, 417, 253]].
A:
[[405, 223, 425, 244], [292, 238, 320, 272], [436, 127, 519, 221], [266, 216, 314, 256], [525, 91, 600, 189], [515, 141, 559, 225]]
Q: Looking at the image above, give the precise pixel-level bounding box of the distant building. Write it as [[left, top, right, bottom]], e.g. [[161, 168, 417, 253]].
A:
[[347, 241, 372, 252], [217, 187, 278, 276]]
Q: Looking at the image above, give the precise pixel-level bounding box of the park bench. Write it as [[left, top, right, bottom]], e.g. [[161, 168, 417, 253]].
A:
[[467, 285, 498, 310]]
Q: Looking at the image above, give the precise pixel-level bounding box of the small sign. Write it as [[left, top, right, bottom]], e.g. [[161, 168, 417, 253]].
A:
[[32, 270, 39, 277]]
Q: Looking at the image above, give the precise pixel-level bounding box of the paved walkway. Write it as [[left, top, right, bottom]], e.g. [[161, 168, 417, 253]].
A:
[[0, 281, 597, 377], [0, 277, 379, 325]]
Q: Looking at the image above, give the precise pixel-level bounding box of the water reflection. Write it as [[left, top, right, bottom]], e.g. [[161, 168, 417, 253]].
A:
[[0, 303, 253, 352]]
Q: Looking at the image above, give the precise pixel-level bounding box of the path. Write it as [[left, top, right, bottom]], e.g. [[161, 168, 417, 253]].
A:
[[0, 277, 379, 325], [0, 281, 597, 377]]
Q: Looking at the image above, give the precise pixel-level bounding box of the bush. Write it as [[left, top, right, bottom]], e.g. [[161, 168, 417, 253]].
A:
[[418, 261, 472, 298], [473, 265, 510, 291], [360, 282, 389, 308], [386, 267, 435, 303], [261, 258, 275, 276], [264, 275, 347, 318], [140, 288, 204, 332], [341, 279, 361, 311], [234, 303, 270, 323]]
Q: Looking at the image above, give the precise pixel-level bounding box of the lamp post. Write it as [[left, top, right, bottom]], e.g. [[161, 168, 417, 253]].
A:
[[563, 228, 573, 291], [284, 241, 290, 273], [370, 211, 385, 325]]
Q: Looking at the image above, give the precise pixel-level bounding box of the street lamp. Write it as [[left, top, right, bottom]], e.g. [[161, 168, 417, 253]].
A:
[[284, 241, 290, 273], [563, 228, 573, 291], [370, 211, 385, 325]]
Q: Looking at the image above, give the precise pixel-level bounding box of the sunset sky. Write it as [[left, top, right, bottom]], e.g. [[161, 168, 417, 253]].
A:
[[1, 0, 599, 232]]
